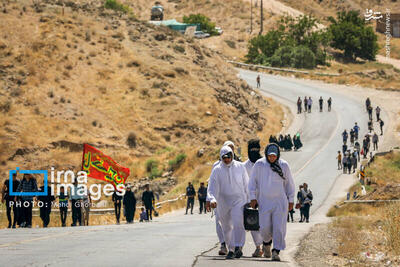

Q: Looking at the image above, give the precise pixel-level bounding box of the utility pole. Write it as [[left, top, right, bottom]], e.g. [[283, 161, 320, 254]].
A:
[[250, 0, 253, 33], [259, 0, 263, 35]]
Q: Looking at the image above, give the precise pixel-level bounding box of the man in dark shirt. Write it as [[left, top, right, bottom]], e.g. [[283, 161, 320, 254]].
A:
[[112, 190, 123, 224], [38, 183, 55, 228], [16, 174, 38, 228], [198, 182, 207, 214], [58, 187, 69, 227], [2, 173, 20, 228], [185, 182, 196, 215], [142, 184, 155, 221], [123, 185, 136, 223]]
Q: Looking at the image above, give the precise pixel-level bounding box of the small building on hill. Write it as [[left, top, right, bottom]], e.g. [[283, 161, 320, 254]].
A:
[[376, 13, 400, 38]]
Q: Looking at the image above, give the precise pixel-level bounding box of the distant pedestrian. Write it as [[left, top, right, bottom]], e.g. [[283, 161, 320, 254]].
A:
[[319, 97, 323, 112], [297, 97, 302, 114], [307, 97, 312, 113], [365, 97, 371, 112], [342, 154, 349, 174], [336, 151, 342, 170], [372, 132, 379, 151], [368, 105, 373, 121], [342, 130, 348, 145], [58, 187, 68, 227], [351, 151, 358, 173], [368, 120, 373, 133], [123, 185, 136, 223], [2, 173, 20, 228], [198, 182, 207, 214], [112, 190, 123, 224], [327, 97, 332, 112], [256, 75, 260, 88], [353, 123, 360, 140], [142, 184, 155, 221], [17, 174, 38, 228], [38, 183, 55, 228], [69, 180, 82, 226], [379, 119, 384, 135], [342, 143, 347, 155], [297, 185, 304, 222], [299, 183, 312, 223], [185, 182, 196, 215], [375, 106, 381, 121], [304, 96, 308, 113]]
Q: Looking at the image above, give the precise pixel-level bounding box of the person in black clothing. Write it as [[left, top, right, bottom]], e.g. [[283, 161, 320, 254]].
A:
[[185, 182, 196, 215], [142, 184, 155, 221], [198, 182, 207, 214], [365, 97, 371, 112], [379, 119, 384, 135], [327, 97, 332, 112], [304, 96, 308, 113], [123, 185, 136, 223], [368, 105, 373, 121], [16, 174, 38, 228], [297, 97, 302, 114], [299, 183, 313, 223], [112, 190, 123, 224], [2, 173, 20, 228], [38, 183, 55, 228], [297, 185, 304, 222], [319, 96, 323, 112], [58, 187, 68, 227]]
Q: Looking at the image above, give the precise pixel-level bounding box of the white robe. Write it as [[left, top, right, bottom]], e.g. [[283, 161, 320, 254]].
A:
[[207, 160, 224, 244], [208, 147, 249, 251], [249, 157, 295, 250]]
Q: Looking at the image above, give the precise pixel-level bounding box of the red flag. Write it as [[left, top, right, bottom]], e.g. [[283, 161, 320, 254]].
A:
[[81, 144, 130, 188]]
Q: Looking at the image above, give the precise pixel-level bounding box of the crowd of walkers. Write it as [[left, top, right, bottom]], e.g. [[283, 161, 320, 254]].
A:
[[1, 173, 162, 228], [336, 97, 384, 173], [269, 133, 303, 151], [297, 96, 332, 113]]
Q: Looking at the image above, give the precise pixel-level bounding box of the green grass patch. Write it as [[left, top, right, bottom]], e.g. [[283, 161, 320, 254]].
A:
[[104, 0, 131, 14]]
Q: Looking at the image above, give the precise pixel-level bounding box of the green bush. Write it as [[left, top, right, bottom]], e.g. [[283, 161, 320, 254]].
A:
[[290, 46, 316, 69], [168, 153, 187, 171], [328, 11, 378, 61], [182, 14, 218, 35], [145, 159, 162, 179], [104, 0, 131, 14]]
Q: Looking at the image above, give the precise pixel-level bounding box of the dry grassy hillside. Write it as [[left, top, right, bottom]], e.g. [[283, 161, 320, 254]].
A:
[[0, 0, 283, 199]]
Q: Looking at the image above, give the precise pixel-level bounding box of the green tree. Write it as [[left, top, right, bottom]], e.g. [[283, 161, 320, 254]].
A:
[[246, 15, 329, 68], [182, 14, 218, 35], [328, 11, 378, 61]]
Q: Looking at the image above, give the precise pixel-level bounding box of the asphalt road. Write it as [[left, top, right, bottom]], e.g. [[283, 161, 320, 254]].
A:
[[0, 69, 370, 267]]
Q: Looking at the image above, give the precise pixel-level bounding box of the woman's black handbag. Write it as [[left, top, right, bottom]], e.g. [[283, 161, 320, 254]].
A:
[[243, 203, 260, 231]]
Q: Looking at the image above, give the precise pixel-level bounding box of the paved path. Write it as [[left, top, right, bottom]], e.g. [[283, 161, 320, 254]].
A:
[[0, 69, 374, 267]]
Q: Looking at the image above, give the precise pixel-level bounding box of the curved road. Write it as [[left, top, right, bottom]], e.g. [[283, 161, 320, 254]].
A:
[[0, 69, 370, 267]]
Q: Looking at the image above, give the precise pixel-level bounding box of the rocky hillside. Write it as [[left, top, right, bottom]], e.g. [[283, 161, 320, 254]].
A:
[[0, 0, 283, 190]]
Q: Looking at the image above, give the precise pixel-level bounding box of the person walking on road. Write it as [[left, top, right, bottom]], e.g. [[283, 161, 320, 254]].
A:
[[327, 97, 332, 112], [353, 123, 360, 140], [372, 132, 379, 151], [368, 105, 373, 121], [297, 185, 304, 222], [256, 75, 261, 88], [38, 183, 55, 228], [112, 190, 123, 224], [336, 151, 342, 170], [350, 129, 355, 146], [366, 97, 371, 113], [299, 183, 312, 223], [198, 182, 207, 214], [319, 96, 323, 112], [379, 119, 384, 136], [307, 97, 312, 113], [123, 185, 136, 223], [351, 151, 358, 173], [249, 143, 295, 261], [17, 174, 38, 228], [243, 139, 264, 258], [368, 119, 374, 133], [304, 96, 308, 113], [207, 146, 249, 260], [142, 184, 155, 221], [2, 173, 20, 228], [297, 97, 302, 114], [375, 106, 381, 122], [185, 182, 196, 215], [58, 187, 68, 227], [342, 130, 348, 145]]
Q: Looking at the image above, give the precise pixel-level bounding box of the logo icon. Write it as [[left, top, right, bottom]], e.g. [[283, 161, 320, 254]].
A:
[[9, 168, 48, 196]]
